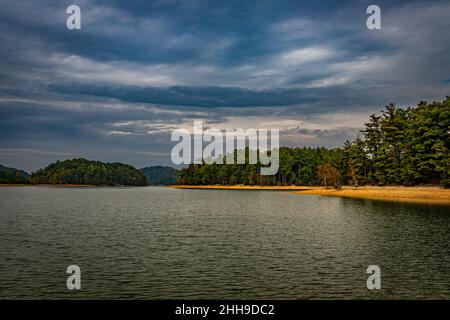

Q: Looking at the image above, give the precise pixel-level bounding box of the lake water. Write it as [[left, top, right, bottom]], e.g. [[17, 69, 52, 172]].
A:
[[0, 186, 449, 299]]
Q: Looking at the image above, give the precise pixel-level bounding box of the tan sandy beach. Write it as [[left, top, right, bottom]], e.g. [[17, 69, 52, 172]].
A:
[[295, 186, 450, 206], [171, 185, 450, 206]]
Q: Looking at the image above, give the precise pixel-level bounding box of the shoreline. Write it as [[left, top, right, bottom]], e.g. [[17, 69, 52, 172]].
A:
[[0, 184, 148, 187], [0, 184, 98, 187], [170, 185, 312, 191], [171, 185, 450, 206], [2, 184, 449, 205]]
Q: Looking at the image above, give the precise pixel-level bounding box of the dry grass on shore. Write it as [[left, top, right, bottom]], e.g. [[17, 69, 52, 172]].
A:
[[295, 186, 450, 205]]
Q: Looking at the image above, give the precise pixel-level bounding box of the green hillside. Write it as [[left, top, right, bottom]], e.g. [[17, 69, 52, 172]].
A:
[[0, 165, 30, 184], [30, 158, 148, 186]]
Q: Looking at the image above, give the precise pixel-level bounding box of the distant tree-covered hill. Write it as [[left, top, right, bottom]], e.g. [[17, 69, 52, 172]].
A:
[[0, 165, 30, 184], [140, 166, 178, 185], [30, 158, 148, 186]]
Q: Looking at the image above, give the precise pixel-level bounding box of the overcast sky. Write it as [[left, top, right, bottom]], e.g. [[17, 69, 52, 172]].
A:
[[1, 0, 449, 172]]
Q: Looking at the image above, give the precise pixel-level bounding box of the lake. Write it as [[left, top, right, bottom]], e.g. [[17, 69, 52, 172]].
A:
[[0, 186, 449, 299]]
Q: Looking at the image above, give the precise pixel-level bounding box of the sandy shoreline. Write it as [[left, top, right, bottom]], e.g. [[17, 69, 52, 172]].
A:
[[171, 185, 450, 205]]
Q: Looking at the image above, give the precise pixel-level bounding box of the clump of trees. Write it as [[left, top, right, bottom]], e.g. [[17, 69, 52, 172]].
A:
[[30, 158, 148, 186], [317, 163, 341, 189], [342, 98, 449, 187], [177, 97, 450, 188]]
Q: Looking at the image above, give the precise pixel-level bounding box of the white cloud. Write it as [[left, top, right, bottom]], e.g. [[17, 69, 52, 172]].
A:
[[281, 47, 335, 65]]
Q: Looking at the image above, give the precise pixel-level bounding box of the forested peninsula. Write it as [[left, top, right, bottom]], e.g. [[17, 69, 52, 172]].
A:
[[178, 98, 450, 188]]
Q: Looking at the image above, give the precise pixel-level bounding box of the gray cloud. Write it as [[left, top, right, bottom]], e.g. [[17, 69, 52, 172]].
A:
[[0, 0, 449, 171]]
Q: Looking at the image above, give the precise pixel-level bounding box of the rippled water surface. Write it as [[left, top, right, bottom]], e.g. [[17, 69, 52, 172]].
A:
[[0, 186, 449, 299]]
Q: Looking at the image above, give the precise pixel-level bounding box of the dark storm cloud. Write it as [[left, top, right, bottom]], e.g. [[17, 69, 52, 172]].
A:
[[48, 82, 426, 114], [0, 0, 449, 170], [49, 83, 348, 108]]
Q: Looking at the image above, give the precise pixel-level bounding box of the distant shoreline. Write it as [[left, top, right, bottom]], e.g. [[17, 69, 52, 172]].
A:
[[171, 185, 450, 205], [2, 184, 449, 205], [0, 184, 98, 187], [0, 184, 148, 187]]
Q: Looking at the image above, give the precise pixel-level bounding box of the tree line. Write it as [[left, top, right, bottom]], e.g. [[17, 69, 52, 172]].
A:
[[0, 161, 178, 186], [177, 97, 450, 188]]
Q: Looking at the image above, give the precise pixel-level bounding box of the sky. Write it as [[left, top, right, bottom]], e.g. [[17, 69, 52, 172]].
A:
[[0, 0, 449, 172]]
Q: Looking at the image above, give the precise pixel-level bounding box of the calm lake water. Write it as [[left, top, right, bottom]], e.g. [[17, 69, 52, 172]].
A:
[[0, 186, 449, 299]]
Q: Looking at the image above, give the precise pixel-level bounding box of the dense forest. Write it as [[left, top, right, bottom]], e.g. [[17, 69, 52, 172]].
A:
[[30, 158, 148, 186], [0, 165, 30, 184], [177, 97, 450, 188], [140, 166, 178, 185]]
